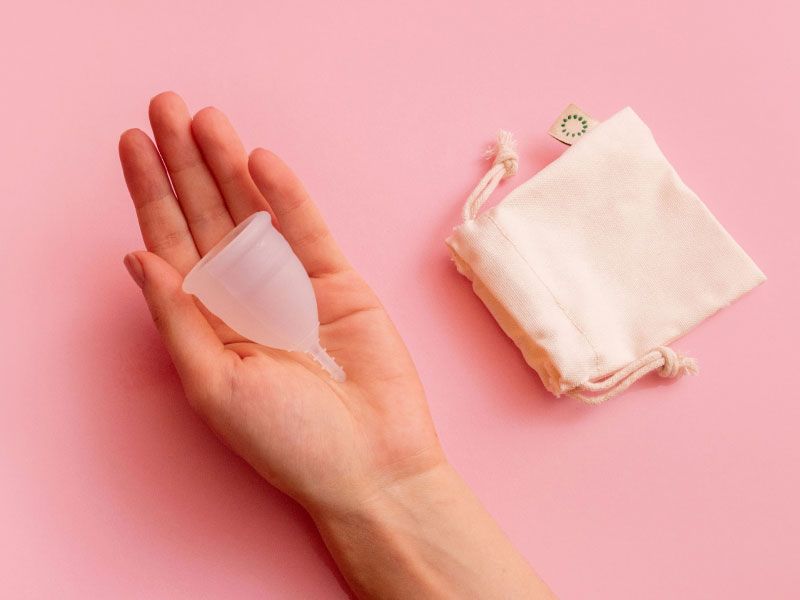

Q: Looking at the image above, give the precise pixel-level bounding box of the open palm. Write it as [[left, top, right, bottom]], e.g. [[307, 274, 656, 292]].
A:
[[120, 92, 443, 515]]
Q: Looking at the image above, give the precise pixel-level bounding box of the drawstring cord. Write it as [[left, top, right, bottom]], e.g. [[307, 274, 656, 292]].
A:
[[568, 346, 698, 405], [462, 131, 519, 222]]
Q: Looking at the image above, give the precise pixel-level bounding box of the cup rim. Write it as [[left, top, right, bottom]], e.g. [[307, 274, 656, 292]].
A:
[[192, 210, 269, 269]]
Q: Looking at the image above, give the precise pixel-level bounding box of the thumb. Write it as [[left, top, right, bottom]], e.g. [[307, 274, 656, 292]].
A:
[[124, 251, 226, 400]]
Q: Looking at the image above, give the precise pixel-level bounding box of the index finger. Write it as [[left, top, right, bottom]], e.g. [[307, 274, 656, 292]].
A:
[[119, 128, 200, 275]]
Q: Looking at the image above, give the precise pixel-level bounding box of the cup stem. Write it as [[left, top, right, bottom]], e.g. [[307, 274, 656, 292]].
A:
[[307, 341, 346, 382]]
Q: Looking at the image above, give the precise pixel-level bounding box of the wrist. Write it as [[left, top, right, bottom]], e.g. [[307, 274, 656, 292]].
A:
[[309, 461, 465, 598], [309, 460, 552, 599], [310, 459, 460, 526], [302, 443, 450, 524]]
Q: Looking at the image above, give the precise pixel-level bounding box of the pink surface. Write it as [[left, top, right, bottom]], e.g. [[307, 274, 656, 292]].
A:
[[1, 1, 797, 598]]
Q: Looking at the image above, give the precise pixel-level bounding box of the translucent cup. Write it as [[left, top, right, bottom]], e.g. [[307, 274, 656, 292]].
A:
[[182, 211, 345, 382]]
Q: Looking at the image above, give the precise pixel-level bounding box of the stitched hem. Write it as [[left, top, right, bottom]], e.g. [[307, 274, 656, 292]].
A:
[[486, 213, 603, 378]]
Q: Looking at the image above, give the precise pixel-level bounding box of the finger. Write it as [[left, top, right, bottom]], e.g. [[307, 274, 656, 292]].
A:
[[191, 107, 272, 224], [123, 250, 228, 403], [149, 92, 235, 253], [119, 129, 200, 275], [248, 148, 350, 277]]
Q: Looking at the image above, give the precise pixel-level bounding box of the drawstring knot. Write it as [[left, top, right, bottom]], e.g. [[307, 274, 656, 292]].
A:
[[484, 130, 519, 178], [657, 346, 698, 378], [462, 130, 519, 222], [568, 346, 699, 405]]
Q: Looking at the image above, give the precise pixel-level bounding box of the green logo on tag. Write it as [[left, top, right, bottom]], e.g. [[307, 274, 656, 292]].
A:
[[561, 114, 589, 137]]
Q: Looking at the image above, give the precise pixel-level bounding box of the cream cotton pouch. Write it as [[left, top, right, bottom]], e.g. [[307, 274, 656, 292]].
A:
[[446, 105, 765, 403]]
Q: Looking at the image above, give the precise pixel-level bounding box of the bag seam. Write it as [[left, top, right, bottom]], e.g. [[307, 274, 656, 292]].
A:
[[486, 213, 602, 376]]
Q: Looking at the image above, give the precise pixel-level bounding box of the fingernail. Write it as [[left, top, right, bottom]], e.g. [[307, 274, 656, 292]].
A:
[[124, 253, 144, 288]]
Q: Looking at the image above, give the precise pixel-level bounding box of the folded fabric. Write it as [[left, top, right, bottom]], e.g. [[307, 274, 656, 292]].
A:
[[446, 107, 765, 403]]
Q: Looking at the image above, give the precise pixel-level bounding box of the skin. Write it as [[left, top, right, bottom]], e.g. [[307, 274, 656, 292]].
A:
[[119, 91, 555, 599]]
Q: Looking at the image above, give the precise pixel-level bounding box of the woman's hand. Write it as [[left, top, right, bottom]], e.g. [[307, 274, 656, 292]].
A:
[[120, 92, 553, 599], [120, 92, 444, 516]]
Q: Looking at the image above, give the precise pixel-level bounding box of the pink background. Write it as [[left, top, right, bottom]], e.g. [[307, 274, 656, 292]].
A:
[[1, 1, 798, 598]]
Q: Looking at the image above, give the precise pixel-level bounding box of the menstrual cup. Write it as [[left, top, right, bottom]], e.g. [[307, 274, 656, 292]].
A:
[[182, 211, 345, 382]]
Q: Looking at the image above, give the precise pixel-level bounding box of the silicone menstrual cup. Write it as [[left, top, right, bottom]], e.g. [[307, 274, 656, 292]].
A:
[[182, 211, 345, 382]]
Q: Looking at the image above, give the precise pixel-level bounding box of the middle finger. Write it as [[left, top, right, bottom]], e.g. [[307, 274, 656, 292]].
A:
[[149, 92, 235, 254]]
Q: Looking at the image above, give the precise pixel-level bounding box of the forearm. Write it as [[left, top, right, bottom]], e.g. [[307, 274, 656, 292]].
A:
[[310, 462, 556, 600]]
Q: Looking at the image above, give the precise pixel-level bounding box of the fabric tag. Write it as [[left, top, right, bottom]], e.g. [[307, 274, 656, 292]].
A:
[[548, 103, 598, 145]]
